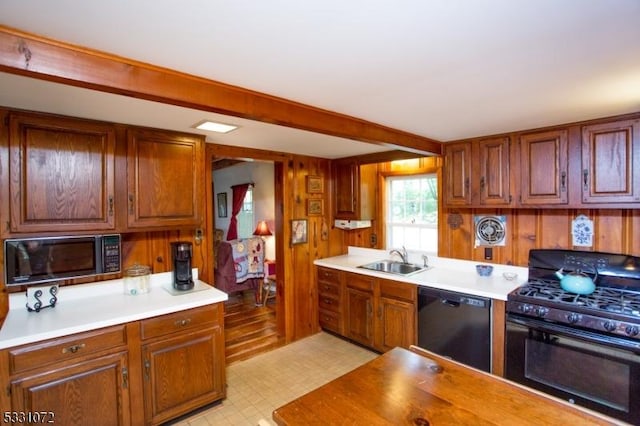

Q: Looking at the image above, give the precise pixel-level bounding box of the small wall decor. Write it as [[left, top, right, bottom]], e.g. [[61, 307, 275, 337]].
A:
[[306, 175, 324, 194], [572, 214, 593, 247], [291, 219, 308, 244], [217, 192, 227, 217], [307, 198, 324, 216]]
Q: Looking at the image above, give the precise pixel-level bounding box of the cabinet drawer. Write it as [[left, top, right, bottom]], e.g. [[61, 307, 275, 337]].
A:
[[318, 280, 341, 298], [140, 304, 220, 340], [346, 274, 375, 292], [319, 293, 342, 313], [319, 309, 342, 333], [317, 267, 342, 284], [380, 279, 417, 302], [8, 325, 127, 375]]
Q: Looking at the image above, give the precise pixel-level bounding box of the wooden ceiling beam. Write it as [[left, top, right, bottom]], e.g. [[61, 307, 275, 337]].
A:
[[0, 26, 442, 156]]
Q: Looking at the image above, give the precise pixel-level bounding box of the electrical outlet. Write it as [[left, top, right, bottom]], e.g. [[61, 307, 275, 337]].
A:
[[484, 247, 493, 260], [370, 233, 377, 247]]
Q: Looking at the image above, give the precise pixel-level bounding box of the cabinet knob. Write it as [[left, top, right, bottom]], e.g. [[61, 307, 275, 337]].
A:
[[175, 318, 192, 327], [62, 343, 85, 354]]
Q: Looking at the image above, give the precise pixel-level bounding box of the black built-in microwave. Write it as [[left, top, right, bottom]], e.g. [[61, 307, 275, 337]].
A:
[[4, 234, 121, 286]]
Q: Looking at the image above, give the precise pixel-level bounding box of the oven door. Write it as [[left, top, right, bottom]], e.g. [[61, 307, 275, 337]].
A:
[[506, 314, 640, 425]]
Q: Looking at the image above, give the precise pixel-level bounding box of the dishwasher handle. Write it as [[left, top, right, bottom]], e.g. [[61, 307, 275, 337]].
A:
[[441, 299, 461, 308], [419, 286, 490, 309]]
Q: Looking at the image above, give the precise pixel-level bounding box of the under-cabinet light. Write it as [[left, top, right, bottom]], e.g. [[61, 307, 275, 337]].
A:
[[193, 120, 239, 133]]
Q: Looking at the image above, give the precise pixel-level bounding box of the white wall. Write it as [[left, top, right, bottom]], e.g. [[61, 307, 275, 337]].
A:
[[213, 161, 276, 260]]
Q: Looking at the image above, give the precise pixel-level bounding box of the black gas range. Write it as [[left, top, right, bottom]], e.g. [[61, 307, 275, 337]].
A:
[[507, 249, 640, 345], [505, 249, 640, 424]]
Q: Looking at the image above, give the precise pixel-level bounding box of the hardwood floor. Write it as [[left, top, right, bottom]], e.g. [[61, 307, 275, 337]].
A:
[[224, 290, 283, 364]]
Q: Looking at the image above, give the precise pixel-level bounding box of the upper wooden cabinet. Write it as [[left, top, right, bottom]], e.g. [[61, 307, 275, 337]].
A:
[[581, 119, 640, 204], [7, 112, 116, 233], [477, 137, 511, 206], [443, 142, 472, 206], [126, 127, 204, 229], [443, 137, 511, 207], [518, 129, 569, 206], [333, 161, 376, 220]]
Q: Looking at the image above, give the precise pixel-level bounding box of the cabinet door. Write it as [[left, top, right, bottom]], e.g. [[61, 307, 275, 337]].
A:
[[345, 287, 374, 347], [334, 160, 359, 219], [375, 296, 416, 352], [127, 128, 203, 228], [8, 112, 116, 233], [477, 137, 511, 206], [519, 130, 568, 205], [11, 351, 130, 426], [581, 119, 640, 204], [443, 142, 472, 206], [142, 326, 225, 425]]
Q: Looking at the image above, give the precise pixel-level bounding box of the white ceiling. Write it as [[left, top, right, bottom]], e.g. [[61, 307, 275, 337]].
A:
[[1, 0, 639, 159]]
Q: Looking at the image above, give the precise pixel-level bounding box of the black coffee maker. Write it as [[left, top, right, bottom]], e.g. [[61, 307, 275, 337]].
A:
[[171, 241, 194, 291]]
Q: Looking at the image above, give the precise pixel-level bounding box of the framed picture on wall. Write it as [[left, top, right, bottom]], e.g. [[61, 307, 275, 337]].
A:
[[306, 175, 324, 194], [217, 192, 227, 217], [307, 198, 323, 216], [291, 219, 308, 245]]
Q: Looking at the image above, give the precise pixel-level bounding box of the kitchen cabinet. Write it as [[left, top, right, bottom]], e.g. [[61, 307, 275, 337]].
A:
[[317, 267, 344, 334], [6, 325, 130, 425], [1, 303, 225, 426], [338, 271, 417, 353], [6, 111, 116, 233], [443, 137, 511, 207], [443, 142, 472, 206], [140, 304, 225, 425], [477, 136, 511, 206], [126, 127, 204, 229], [518, 129, 569, 205], [333, 160, 376, 220], [375, 279, 417, 352], [581, 118, 640, 204]]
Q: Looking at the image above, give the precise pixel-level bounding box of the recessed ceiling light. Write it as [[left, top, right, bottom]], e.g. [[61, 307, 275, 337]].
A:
[[193, 120, 239, 133]]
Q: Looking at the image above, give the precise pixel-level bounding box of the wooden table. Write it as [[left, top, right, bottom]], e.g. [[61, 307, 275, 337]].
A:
[[273, 347, 624, 425]]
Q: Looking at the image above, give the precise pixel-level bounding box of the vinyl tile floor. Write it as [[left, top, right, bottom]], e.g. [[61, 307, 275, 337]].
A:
[[170, 332, 378, 426]]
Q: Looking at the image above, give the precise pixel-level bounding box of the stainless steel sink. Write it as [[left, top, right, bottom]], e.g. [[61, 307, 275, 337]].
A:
[[358, 259, 429, 276]]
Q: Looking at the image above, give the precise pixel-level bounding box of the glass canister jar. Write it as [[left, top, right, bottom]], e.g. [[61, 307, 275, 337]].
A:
[[124, 263, 151, 295]]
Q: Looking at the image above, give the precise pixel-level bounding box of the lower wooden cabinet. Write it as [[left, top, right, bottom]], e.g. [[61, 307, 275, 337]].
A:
[[2, 303, 225, 426], [319, 268, 417, 353], [10, 351, 130, 426], [140, 306, 225, 425]]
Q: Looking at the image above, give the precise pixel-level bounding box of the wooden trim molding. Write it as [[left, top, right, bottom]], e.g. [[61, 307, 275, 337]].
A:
[[0, 25, 442, 156]]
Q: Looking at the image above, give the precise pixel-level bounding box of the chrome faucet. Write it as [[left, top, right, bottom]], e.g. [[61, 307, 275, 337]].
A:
[[389, 246, 408, 264]]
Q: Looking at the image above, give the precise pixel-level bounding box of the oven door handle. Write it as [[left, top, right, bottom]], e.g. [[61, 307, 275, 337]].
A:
[[507, 314, 640, 353]]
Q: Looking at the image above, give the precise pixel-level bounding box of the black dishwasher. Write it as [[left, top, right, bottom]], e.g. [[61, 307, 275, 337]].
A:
[[417, 286, 491, 372]]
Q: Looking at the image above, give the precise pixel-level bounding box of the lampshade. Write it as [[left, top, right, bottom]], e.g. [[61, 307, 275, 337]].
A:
[[253, 220, 272, 236]]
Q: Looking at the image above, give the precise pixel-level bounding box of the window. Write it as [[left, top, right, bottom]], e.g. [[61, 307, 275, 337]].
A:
[[386, 174, 438, 253], [237, 187, 254, 238]]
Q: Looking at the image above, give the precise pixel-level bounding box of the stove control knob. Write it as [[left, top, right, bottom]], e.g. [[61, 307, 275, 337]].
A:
[[520, 304, 532, 314], [566, 313, 581, 324], [625, 325, 639, 337], [534, 307, 549, 317], [603, 321, 618, 332]]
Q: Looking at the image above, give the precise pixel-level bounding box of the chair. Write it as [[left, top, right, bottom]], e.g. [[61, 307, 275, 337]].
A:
[[262, 274, 276, 305]]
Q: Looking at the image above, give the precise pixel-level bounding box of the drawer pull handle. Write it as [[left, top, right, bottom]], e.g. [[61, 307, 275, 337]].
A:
[[323, 298, 332, 304], [62, 343, 85, 354], [175, 318, 192, 327]]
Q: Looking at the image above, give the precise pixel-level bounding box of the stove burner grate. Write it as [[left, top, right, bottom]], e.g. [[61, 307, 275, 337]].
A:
[[513, 279, 640, 318]]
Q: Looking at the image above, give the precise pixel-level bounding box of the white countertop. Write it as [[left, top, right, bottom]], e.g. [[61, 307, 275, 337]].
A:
[[314, 247, 528, 301], [0, 270, 228, 350]]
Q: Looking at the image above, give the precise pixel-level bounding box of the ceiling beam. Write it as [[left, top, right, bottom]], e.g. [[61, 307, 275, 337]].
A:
[[0, 26, 442, 156]]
